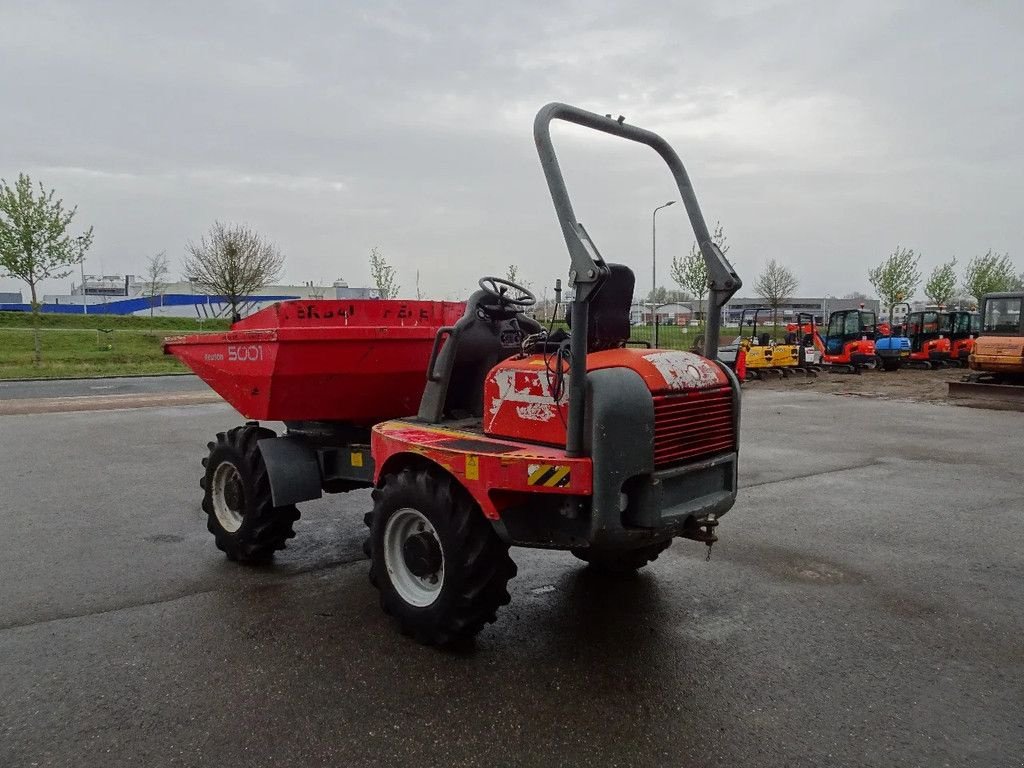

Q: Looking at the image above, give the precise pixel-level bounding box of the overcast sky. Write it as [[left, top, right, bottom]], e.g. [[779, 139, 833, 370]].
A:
[[1, 0, 1021, 302]]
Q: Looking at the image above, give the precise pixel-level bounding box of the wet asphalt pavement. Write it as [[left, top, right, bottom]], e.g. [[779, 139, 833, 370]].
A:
[[1, 391, 1022, 767], [0, 374, 208, 400]]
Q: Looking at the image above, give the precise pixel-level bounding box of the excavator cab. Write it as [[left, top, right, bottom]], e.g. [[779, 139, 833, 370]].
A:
[[875, 302, 913, 371], [816, 309, 877, 371], [947, 310, 981, 366], [969, 292, 1024, 379], [904, 310, 952, 367]]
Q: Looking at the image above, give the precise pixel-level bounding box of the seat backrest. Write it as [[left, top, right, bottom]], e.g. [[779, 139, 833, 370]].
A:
[[418, 293, 543, 422], [587, 263, 635, 351]]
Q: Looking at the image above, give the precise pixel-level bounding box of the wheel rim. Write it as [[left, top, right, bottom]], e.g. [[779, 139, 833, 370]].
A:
[[383, 508, 444, 607], [211, 461, 245, 533]]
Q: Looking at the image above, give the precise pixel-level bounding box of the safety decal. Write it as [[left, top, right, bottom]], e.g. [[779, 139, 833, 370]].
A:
[[526, 463, 571, 488]]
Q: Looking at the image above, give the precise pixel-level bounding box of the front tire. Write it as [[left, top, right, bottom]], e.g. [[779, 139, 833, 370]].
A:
[[571, 540, 672, 574], [200, 424, 300, 563], [367, 466, 516, 645]]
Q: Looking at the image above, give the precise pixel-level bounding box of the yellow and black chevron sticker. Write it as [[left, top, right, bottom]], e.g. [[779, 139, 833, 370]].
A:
[[527, 463, 571, 488]]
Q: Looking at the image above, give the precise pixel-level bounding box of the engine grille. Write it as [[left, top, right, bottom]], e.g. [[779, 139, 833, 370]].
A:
[[652, 386, 735, 468]]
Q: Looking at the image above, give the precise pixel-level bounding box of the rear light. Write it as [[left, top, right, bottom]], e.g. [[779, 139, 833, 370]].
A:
[[652, 386, 735, 469]]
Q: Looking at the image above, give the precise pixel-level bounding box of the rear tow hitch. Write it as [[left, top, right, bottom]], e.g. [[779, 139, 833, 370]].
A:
[[682, 514, 719, 560]]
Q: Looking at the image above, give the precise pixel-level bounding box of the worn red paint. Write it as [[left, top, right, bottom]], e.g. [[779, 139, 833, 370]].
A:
[[164, 299, 465, 423], [372, 421, 593, 520]]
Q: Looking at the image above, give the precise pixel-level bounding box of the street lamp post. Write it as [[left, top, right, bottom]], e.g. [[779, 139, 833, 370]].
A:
[[651, 200, 676, 304], [651, 201, 676, 346], [75, 235, 89, 315]]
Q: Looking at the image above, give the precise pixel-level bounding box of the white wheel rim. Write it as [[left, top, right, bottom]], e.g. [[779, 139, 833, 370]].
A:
[[212, 461, 244, 533], [383, 507, 445, 608]]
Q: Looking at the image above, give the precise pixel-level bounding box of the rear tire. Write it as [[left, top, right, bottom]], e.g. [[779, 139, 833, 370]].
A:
[[367, 467, 516, 646], [200, 424, 300, 563], [571, 540, 672, 574], [881, 358, 900, 372]]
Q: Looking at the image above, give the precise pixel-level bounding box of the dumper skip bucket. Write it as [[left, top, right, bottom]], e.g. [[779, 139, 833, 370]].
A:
[[164, 299, 465, 423]]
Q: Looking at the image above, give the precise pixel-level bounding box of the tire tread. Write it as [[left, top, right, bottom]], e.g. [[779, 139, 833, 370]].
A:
[[367, 466, 515, 645], [200, 424, 300, 563]]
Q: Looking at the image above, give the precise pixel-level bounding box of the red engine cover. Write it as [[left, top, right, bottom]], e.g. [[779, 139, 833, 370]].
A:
[[484, 348, 731, 446], [484, 356, 570, 446]]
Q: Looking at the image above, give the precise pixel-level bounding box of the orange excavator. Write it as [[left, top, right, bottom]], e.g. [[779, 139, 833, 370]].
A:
[[968, 292, 1024, 380], [946, 310, 981, 367], [902, 310, 953, 368], [812, 308, 878, 373], [948, 292, 1024, 405]]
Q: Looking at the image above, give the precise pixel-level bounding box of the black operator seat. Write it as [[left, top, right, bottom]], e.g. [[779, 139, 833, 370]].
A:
[[418, 289, 542, 422], [568, 263, 635, 352]]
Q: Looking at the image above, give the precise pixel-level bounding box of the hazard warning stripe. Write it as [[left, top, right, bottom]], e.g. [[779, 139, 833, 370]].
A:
[[527, 464, 572, 488]]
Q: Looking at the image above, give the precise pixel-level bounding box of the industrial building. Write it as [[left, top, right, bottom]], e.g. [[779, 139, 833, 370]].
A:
[[721, 296, 880, 324], [629, 302, 694, 326], [0, 277, 378, 317]]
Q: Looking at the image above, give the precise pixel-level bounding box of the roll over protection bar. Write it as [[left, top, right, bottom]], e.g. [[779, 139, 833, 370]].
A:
[[533, 102, 742, 456]]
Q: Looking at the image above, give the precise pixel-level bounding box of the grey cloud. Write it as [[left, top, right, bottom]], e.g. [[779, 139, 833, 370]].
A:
[[1, 0, 1021, 301]]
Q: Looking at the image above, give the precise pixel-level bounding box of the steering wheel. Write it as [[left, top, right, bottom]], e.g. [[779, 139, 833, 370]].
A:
[[478, 276, 537, 309]]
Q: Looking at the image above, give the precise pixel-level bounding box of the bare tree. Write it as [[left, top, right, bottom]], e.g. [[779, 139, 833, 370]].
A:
[[143, 251, 170, 316], [369, 246, 399, 299], [754, 259, 799, 339], [184, 222, 284, 322], [0, 173, 94, 364]]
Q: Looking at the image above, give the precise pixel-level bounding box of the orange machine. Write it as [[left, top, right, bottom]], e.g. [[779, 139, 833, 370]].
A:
[[947, 310, 981, 367], [969, 292, 1024, 379], [168, 102, 745, 647], [903, 310, 952, 368], [812, 309, 878, 372]]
